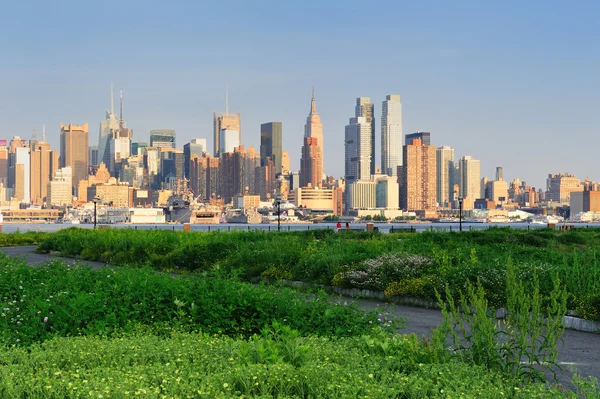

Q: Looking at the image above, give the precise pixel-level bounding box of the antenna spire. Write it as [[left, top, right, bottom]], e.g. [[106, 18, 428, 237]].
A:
[[31, 126, 37, 140], [110, 81, 114, 115], [225, 84, 229, 116], [42, 124, 46, 142], [312, 81, 314, 99], [119, 88, 124, 129]]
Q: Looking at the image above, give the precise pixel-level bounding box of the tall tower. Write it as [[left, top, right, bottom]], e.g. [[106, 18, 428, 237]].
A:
[[355, 97, 375, 175], [300, 86, 323, 188], [260, 122, 283, 175], [213, 87, 241, 157], [30, 131, 56, 205], [344, 116, 371, 182], [99, 83, 121, 168], [458, 155, 482, 209], [60, 123, 89, 191], [436, 146, 455, 207], [381, 94, 402, 176], [399, 137, 436, 212]]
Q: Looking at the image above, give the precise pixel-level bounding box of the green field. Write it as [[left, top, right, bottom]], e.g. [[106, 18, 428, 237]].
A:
[[38, 227, 600, 320]]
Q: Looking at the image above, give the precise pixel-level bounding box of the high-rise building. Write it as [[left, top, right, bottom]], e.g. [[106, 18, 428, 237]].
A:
[[213, 112, 241, 158], [496, 166, 503, 181], [375, 175, 399, 209], [546, 173, 582, 203], [399, 137, 436, 212], [89, 146, 99, 166], [436, 146, 455, 207], [184, 139, 207, 179], [30, 137, 57, 205], [381, 95, 402, 176], [149, 130, 176, 150], [220, 146, 259, 203], [355, 97, 375, 175], [189, 154, 221, 201], [0, 140, 9, 187], [260, 122, 283, 175], [458, 155, 481, 209], [344, 116, 371, 183], [405, 132, 431, 146], [98, 84, 122, 168], [47, 167, 72, 206], [60, 123, 89, 191], [131, 142, 149, 157], [300, 87, 323, 188], [219, 129, 240, 155], [11, 147, 30, 203]]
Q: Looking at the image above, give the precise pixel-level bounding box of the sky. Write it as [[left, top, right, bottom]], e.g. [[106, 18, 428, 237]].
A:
[[0, 0, 598, 189]]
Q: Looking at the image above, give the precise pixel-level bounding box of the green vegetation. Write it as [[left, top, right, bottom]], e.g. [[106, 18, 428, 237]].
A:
[[0, 230, 597, 397], [0, 231, 48, 247], [38, 227, 600, 320]]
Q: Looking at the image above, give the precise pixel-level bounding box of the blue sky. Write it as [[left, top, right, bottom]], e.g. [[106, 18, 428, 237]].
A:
[[1, 0, 598, 189]]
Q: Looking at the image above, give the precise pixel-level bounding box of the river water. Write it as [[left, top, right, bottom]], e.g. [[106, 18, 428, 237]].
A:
[[2, 222, 597, 234]]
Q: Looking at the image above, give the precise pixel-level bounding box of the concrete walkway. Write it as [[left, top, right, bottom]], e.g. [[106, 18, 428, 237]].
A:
[[1, 246, 599, 389]]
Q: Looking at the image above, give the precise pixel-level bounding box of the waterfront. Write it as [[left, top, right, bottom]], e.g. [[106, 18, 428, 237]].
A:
[[1, 221, 595, 234]]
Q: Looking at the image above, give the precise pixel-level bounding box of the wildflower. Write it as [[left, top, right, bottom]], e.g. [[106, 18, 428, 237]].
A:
[[44, 317, 49, 323], [223, 383, 229, 388]]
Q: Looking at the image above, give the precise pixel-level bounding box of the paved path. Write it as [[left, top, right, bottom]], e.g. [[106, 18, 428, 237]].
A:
[[2, 246, 600, 389]]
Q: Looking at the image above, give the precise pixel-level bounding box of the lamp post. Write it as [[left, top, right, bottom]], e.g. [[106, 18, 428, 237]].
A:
[[275, 194, 282, 232], [92, 196, 101, 229], [458, 197, 463, 232]]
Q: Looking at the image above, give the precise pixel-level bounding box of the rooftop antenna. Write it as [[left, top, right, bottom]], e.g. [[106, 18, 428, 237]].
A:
[[31, 126, 37, 140], [225, 84, 229, 116], [119, 88, 124, 129], [110, 81, 114, 115], [42, 124, 46, 142]]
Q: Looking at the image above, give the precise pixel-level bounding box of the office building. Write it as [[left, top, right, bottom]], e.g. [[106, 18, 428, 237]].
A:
[[346, 180, 377, 210], [288, 186, 343, 215], [131, 142, 149, 157], [300, 87, 323, 188], [219, 129, 240, 155], [355, 97, 375, 175], [546, 173, 582, 203], [381, 94, 402, 176], [47, 167, 72, 206], [436, 146, 455, 207], [30, 138, 57, 205], [98, 85, 122, 169], [149, 129, 176, 150], [345, 115, 371, 183], [375, 175, 399, 209], [0, 141, 8, 186], [405, 132, 431, 146], [260, 122, 283, 175], [10, 147, 30, 203], [214, 112, 241, 157], [184, 138, 207, 178], [399, 137, 436, 212], [458, 155, 482, 209], [60, 123, 89, 191]]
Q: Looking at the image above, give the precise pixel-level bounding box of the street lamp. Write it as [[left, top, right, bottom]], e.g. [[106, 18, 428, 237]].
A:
[[92, 196, 101, 229], [275, 194, 283, 232], [458, 197, 464, 232]]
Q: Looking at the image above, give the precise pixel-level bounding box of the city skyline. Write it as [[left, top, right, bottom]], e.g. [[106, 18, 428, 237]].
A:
[[1, 1, 599, 189]]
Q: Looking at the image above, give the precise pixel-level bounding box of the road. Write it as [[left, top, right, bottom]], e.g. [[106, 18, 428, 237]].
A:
[[2, 245, 599, 389]]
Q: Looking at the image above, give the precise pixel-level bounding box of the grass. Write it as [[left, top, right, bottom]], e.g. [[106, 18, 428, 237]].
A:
[[36, 227, 600, 320]]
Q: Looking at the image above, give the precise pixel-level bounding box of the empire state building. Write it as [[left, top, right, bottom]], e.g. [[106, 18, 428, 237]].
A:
[[300, 87, 323, 188]]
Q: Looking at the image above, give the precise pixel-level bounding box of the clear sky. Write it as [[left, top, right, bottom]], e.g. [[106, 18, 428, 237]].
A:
[[1, 0, 598, 189]]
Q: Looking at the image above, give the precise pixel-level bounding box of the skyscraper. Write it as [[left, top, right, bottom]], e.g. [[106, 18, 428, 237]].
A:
[[381, 94, 402, 176], [60, 123, 89, 191], [436, 146, 455, 207], [150, 130, 176, 150], [30, 127, 57, 205], [98, 84, 122, 168], [399, 137, 436, 212], [355, 97, 375, 175], [300, 86, 323, 188], [260, 122, 283, 175], [405, 132, 431, 146], [458, 155, 482, 209], [183, 139, 207, 179], [214, 92, 241, 158], [344, 116, 371, 182]]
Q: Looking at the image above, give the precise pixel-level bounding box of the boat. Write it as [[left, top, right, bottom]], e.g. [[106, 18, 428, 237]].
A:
[[225, 209, 263, 224], [487, 215, 510, 223]]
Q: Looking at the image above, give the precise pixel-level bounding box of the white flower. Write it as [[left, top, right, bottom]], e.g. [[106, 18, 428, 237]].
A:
[[43, 317, 48, 323]]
